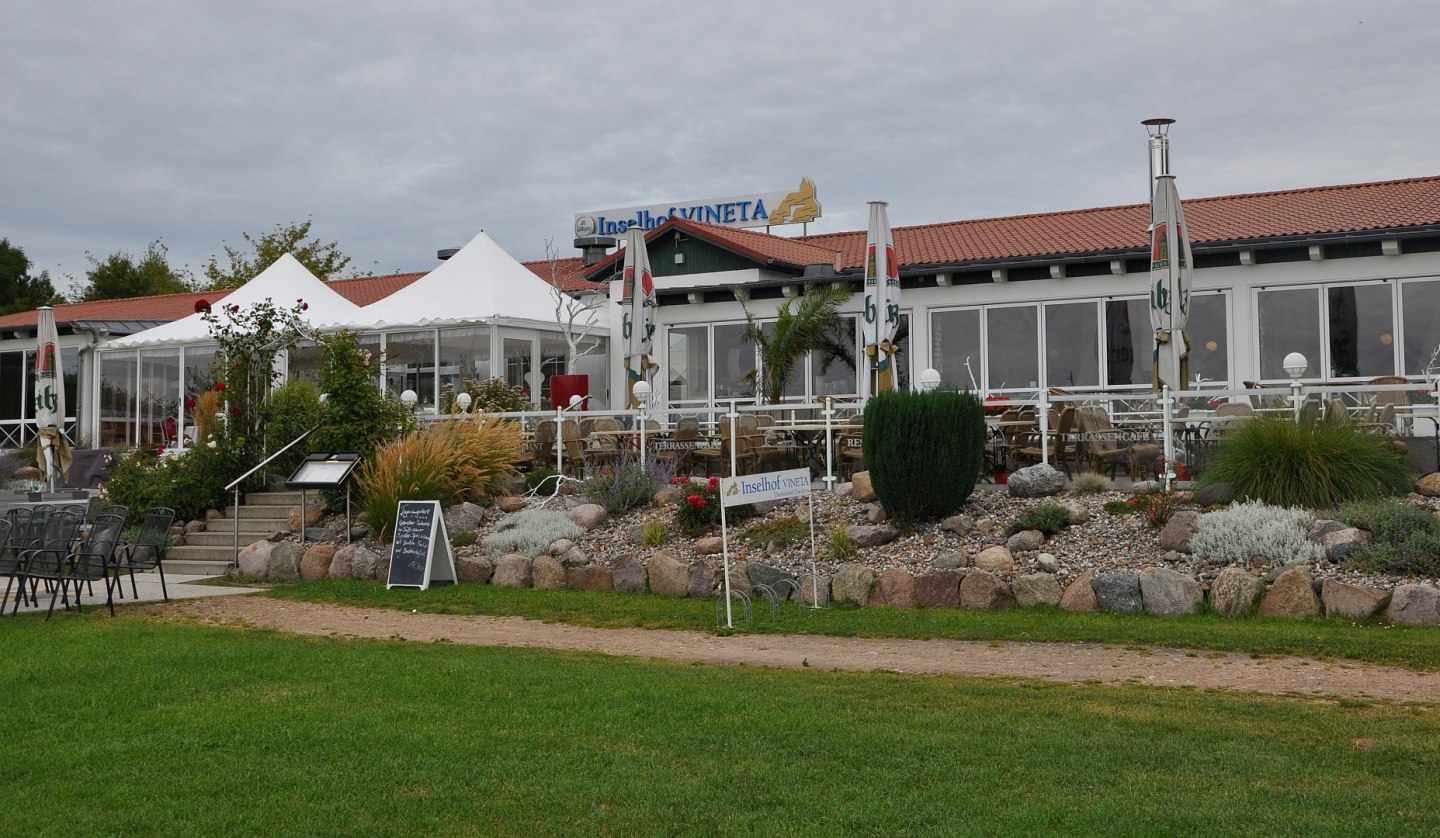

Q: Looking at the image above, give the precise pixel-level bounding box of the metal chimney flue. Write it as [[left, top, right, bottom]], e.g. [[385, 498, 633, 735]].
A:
[[574, 235, 617, 267], [1142, 118, 1176, 199]]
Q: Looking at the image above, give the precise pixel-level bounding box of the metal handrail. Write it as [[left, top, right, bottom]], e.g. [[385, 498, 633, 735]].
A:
[[227, 425, 318, 570]]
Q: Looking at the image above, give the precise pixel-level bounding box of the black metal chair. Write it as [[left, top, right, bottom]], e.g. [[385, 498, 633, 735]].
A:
[[110, 507, 176, 603], [18, 512, 127, 619], [5, 510, 84, 614]]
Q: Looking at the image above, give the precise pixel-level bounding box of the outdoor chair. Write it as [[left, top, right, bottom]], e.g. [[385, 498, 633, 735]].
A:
[[1368, 375, 1410, 410], [529, 419, 557, 470], [4, 509, 83, 615], [18, 512, 127, 619], [653, 416, 700, 475], [582, 417, 624, 473], [1014, 406, 1078, 476], [837, 418, 865, 481], [1075, 406, 1161, 479], [109, 507, 176, 603]]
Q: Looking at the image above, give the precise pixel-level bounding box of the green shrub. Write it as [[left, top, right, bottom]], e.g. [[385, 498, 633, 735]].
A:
[[741, 515, 809, 548], [1005, 502, 1070, 536], [263, 379, 322, 479], [526, 468, 561, 494], [670, 475, 752, 536], [451, 531, 478, 549], [1371, 503, 1440, 546], [640, 518, 668, 548], [1348, 502, 1440, 576], [104, 434, 246, 521], [1103, 498, 1136, 516], [582, 455, 671, 514], [441, 377, 531, 414], [826, 526, 857, 562], [1070, 472, 1114, 494], [1195, 414, 1411, 508], [311, 330, 416, 462], [863, 389, 985, 529], [483, 509, 585, 556], [1189, 500, 1324, 566]]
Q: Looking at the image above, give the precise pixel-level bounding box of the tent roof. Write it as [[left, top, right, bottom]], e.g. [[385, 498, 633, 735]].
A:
[[325, 230, 593, 331], [102, 254, 364, 349]]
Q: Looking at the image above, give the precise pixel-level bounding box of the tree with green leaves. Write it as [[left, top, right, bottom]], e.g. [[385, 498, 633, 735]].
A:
[[75, 239, 193, 301], [0, 238, 63, 315], [739, 282, 853, 404], [202, 219, 352, 289]]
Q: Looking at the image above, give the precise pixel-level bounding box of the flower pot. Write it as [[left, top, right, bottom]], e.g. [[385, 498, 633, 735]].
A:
[[549, 374, 589, 410], [994, 470, 1009, 484]]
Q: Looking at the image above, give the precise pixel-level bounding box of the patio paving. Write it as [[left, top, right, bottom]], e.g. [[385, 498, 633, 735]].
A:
[[7, 571, 261, 617]]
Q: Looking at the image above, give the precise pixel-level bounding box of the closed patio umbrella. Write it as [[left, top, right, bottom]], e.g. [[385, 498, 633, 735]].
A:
[[620, 226, 657, 407], [860, 201, 901, 398], [1145, 119, 1194, 393], [33, 306, 71, 490]]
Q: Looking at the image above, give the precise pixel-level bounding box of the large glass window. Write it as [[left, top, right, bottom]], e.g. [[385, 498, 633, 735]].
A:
[[1187, 292, 1229, 387], [1257, 287, 1322, 379], [1402, 279, 1440, 378], [1327, 284, 1394, 378], [99, 351, 136, 447], [0, 350, 24, 423], [668, 326, 709, 402], [1044, 301, 1099, 388], [930, 309, 982, 392], [138, 349, 180, 446], [184, 344, 220, 398], [385, 331, 436, 409], [438, 327, 491, 395], [712, 323, 754, 402], [287, 339, 326, 383], [1104, 298, 1150, 387], [986, 306, 1039, 392], [811, 316, 858, 398], [539, 333, 567, 405]]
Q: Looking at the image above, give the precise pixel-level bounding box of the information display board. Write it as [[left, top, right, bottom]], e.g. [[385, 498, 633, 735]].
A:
[[386, 500, 456, 590]]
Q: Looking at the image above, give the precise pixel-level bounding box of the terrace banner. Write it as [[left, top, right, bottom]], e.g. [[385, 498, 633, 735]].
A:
[[720, 468, 812, 507]]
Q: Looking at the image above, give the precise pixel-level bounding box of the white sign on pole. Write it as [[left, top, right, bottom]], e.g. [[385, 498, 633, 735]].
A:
[[719, 468, 812, 507]]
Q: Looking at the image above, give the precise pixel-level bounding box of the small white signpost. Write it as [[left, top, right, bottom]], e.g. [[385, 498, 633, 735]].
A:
[[718, 468, 813, 628]]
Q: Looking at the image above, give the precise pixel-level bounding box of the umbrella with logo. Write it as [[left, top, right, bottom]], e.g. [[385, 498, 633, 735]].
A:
[[1145, 119, 1193, 393], [33, 306, 71, 491], [620, 226, 657, 407], [860, 201, 901, 399]]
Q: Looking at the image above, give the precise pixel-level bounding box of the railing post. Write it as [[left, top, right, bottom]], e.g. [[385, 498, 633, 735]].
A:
[[1160, 385, 1175, 492], [1038, 390, 1050, 467]]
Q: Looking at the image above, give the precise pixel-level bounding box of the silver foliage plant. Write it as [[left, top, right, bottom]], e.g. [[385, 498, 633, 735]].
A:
[[483, 509, 585, 557], [1189, 500, 1324, 566]]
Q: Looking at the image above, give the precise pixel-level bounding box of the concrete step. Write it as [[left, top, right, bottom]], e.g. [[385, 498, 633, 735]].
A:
[[164, 557, 234, 577], [229, 505, 294, 521], [183, 530, 283, 547], [244, 491, 304, 507]]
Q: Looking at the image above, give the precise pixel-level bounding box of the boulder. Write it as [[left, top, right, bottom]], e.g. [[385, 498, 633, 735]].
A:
[[974, 517, 996, 534], [795, 574, 831, 607], [347, 545, 384, 580], [935, 551, 970, 570], [566, 504, 608, 530], [549, 538, 576, 556], [746, 561, 796, 595], [205, 508, 226, 522], [1414, 472, 1440, 498], [871, 569, 917, 608], [1036, 553, 1060, 574], [565, 565, 613, 592], [1091, 571, 1142, 614], [304, 527, 335, 542], [1209, 565, 1265, 617], [959, 570, 1015, 610], [492, 554, 533, 589], [724, 562, 752, 597], [456, 555, 495, 584], [560, 547, 589, 567], [1059, 501, 1089, 525], [287, 505, 324, 533], [915, 570, 963, 608], [648, 550, 690, 597], [941, 514, 975, 535], [266, 542, 302, 581], [1130, 480, 1161, 496], [694, 536, 724, 555], [836, 483, 854, 498], [1011, 572, 1062, 608], [1139, 567, 1202, 616], [831, 563, 876, 606], [1257, 566, 1320, 619], [1059, 571, 1098, 613], [497, 496, 526, 513], [1320, 579, 1387, 619], [865, 504, 888, 524], [846, 524, 899, 548], [236, 540, 275, 579], [1005, 530, 1045, 553], [327, 544, 355, 579], [531, 555, 567, 590], [973, 546, 1015, 573], [1319, 526, 1369, 563], [1192, 482, 1236, 507], [653, 487, 683, 507], [687, 561, 717, 598], [183, 519, 207, 534], [443, 501, 487, 534], [298, 544, 336, 581], [1007, 464, 1065, 498], [1387, 584, 1440, 626], [851, 471, 877, 503], [1158, 510, 1200, 554], [612, 552, 648, 594]]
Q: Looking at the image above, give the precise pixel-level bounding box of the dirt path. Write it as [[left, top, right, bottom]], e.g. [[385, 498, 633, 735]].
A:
[[153, 595, 1440, 703]]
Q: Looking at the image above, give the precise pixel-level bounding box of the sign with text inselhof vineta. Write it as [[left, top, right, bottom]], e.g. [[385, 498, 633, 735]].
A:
[[720, 468, 812, 507], [574, 178, 821, 237]]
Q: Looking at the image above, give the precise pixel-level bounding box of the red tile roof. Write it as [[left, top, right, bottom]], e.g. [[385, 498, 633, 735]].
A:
[[522, 256, 591, 293], [581, 215, 841, 279], [801, 175, 1440, 269], [326, 272, 425, 306]]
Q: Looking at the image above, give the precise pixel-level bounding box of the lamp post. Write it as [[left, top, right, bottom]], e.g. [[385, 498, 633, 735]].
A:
[[456, 391, 472, 416], [632, 379, 652, 470], [918, 368, 941, 393], [401, 389, 418, 412], [1282, 352, 1307, 422]]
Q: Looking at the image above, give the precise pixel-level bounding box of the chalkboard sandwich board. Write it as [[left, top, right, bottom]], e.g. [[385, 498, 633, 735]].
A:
[[386, 500, 457, 590]]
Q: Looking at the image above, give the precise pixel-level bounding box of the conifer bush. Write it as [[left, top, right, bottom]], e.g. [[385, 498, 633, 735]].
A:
[[863, 389, 985, 528]]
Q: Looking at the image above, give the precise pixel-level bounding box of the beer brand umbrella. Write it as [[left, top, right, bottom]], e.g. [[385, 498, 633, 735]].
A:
[[33, 306, 71, 490], [1146, 121, 1193, 392], [620, 226, 657, 407], [860, 201, 901, 398]]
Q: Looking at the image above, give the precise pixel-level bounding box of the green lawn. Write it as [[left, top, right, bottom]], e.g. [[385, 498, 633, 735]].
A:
[[267, 579, 1440, 672], [1, 613, 1437, 835]]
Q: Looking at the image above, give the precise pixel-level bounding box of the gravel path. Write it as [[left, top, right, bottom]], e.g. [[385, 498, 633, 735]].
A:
[[154, 595, 1440, 703]]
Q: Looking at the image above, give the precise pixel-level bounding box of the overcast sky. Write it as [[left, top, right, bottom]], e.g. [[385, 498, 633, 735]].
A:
[[4, 1, 1437, 294]]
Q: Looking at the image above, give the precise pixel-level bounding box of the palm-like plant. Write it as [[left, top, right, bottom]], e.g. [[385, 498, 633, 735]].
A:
[[740, 282, 853, 404]]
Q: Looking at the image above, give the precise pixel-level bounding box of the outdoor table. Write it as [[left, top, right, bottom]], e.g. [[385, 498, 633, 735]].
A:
[[760, 424, 833, 473]]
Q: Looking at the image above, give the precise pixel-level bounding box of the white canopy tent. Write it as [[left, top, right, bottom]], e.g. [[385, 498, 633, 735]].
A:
[[103, 253, 364, 350]]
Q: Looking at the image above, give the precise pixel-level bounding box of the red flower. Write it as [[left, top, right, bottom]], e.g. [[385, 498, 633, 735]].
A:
[[184, 397, 196, 409], [229, 304, 240, 313], [696, 498, 707, 508], [194, 299, 211, 314], [687, 494, 702, 507], [215, 382, 226, 392], [230, 406, 242, 417], [1126, 498, 1137, 507], [707, 476, 719, 490], [301, 302, 309, 311]]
